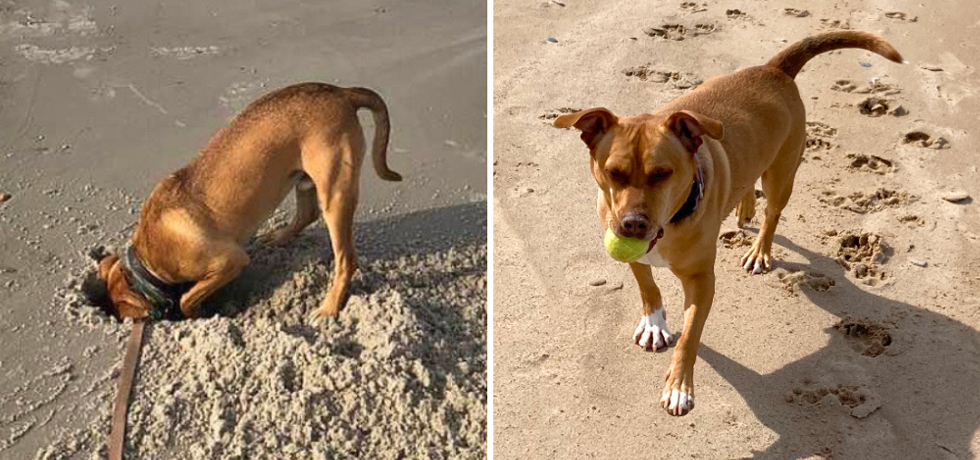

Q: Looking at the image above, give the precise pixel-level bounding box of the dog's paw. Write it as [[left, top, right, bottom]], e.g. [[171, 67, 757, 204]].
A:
[[255, 229, 295, 247], [661, 365, 696, 416], [632, 309, 674, 351], [740, 243, 771, 274], [307, 306, 338, 323], [660, 389, 695, 416]]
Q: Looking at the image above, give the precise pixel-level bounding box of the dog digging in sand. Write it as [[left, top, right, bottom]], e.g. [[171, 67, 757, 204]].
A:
[[554, 31, 903, 416], [95, 83, 401, 322]]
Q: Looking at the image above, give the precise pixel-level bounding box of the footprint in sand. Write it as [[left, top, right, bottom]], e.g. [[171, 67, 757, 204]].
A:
[[857, 97, 907, 117], [897, 214, 927, 228], [902, 131, 950, 149], [784, 8, 810, 17], [884, 11, 918, 22], [622, 65, 702, 89], [819, 188, 917, 214], [836, 232, 891, 285], [791, 383, 876, 413], [774, 269, 835, 294], [679, 2, 707, 13], [725, 9, 749, 20], [719, 229, 753, 248], [538, 107, 582, 121], [643, 22, 717, 40], [831, 80, 858, 92], [834, 318, 893, 357], [805, 121, 837, 152], [806, 121, 838, 138], [820, 18, 851, 29], [832, 79, 901, 95], [846, 153, 895, 174]]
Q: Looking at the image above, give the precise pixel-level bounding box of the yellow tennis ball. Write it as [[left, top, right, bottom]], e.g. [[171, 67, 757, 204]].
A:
[[604, 228, 648, 263]]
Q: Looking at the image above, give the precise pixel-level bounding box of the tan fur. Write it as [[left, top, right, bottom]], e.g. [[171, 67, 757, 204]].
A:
[[554, 31, 902, 416], [99, 82, 401, 320]]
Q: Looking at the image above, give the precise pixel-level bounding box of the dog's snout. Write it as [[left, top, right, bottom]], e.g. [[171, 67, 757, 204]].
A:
[[620, 213, 650, 239]]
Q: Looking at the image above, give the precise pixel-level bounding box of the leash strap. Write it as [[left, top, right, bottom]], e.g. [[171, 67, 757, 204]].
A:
[[109, 319, 147, 460]]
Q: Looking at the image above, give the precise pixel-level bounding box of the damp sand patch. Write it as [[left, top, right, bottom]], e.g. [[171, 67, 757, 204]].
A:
[[44, 212, 487, 459]]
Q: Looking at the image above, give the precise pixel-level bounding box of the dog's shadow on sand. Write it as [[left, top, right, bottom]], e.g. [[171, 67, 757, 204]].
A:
[[700, 234, 980, 459], [200, 201, 487, 320]]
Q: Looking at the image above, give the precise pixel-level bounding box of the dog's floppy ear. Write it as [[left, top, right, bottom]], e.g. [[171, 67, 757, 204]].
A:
[[665, 110, 724, 153], [554, 107, 619, 150], [98, 254, 119, 282]]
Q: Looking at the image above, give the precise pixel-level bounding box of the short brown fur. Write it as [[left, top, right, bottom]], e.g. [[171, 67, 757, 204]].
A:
[[554, 31, 902, 416], [98, 82, 401, 321]]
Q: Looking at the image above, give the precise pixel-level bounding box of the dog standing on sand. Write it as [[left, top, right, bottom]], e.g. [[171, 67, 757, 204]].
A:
[[96, 83, 401, 322], [554, 31, 903, 415]]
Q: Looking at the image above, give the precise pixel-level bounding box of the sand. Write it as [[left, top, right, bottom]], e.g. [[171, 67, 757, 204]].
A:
[[0, 0, 486, 458], [494, 0, 980, 458]]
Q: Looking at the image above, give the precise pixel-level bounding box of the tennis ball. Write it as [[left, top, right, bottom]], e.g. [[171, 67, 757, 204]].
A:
[[604, 228, 648, 263]]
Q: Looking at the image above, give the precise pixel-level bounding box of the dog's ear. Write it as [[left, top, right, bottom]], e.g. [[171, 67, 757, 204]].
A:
[[665, 110, 724, 153], [554, 107, 619, 149], [98, 254, 119, 282]]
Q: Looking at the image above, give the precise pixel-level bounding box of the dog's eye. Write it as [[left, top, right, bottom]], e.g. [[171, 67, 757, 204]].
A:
[[607, 169, 628, 183], [647, 169, 672, 185]]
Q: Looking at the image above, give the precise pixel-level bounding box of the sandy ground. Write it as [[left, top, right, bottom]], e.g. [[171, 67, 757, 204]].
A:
[[0, 0, 486, 458], [493, 1, 980, 459]]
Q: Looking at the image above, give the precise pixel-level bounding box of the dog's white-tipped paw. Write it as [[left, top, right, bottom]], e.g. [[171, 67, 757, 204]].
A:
[[660, 389, 695, 416], [632, 309, 674, 351]]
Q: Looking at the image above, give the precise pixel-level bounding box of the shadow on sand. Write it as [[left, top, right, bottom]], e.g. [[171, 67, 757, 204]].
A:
[[203, 200, 488, 316], [699, 234, 980, 459]]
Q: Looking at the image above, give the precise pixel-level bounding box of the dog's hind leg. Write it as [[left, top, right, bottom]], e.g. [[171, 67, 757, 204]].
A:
[[735, 189, 756, 229], [257, 179, 319, 246], [302, 123, 365, 321], [740, 140, 804, 274]]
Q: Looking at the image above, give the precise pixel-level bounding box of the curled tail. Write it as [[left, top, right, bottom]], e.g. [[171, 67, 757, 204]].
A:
[[767, 31, 904, 79], [345, 87, 402, 181]]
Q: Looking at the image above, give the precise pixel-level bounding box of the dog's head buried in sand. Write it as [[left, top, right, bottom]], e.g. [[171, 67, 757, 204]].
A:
[[93, 82, 402, 322], [553, 31, 902, 416]]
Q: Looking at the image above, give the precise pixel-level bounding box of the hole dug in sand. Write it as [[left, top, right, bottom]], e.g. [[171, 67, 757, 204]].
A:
[[50, 206, 489, 459]]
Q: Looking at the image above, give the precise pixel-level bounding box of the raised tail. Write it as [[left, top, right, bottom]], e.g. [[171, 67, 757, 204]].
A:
[[766, 31, 904, 79], [345, 87, 402, 182]]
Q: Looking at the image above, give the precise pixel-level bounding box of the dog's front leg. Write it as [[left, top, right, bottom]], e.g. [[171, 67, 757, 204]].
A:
[[660, 269, 715, 416], [629, 262, 674, 352], [178, 246, 249, 318]]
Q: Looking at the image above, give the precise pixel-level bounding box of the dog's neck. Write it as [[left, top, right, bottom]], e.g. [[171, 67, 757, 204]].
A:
[[123, 245, 189, 320], [669, 156, 705, 224]]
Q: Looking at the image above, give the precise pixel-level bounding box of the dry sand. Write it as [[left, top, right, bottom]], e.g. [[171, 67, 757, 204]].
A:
[[494, 0, 980, 458], [0, 0, 486, 458]]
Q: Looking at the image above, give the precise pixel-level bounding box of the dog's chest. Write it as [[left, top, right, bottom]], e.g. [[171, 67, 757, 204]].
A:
[[635, 245, 669, 267]]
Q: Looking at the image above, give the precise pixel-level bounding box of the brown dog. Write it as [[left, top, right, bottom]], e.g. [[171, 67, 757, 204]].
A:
[[554, 31, 902, 415], [97, 83, 401, 321]]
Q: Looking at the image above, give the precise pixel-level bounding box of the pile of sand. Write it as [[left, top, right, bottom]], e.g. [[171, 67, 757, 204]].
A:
[[42, 221, 487, 459]]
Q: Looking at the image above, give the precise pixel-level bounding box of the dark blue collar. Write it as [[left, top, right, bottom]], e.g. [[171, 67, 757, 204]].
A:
[[670, 160, 705, 224], [122, 245, 188, 321]]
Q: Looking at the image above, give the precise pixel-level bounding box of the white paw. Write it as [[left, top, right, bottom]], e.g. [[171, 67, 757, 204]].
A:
[[632, 309, 674, 351], [660, 389, 695, 416]]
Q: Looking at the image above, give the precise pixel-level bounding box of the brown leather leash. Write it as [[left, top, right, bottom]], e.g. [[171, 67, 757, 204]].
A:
[[108, 319, 147, 460]]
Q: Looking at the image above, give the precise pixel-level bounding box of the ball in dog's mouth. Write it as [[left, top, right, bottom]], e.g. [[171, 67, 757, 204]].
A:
[[646, 228, 665, 254]]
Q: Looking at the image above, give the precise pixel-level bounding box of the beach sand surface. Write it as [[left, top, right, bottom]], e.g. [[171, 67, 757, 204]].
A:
[[0, 0, 487, 458], [493, 0, 980, 458]]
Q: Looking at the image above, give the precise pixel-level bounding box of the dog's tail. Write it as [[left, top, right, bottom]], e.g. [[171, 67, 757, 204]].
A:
[[346, 87, 402, 182], [766, 31, 904, 79]]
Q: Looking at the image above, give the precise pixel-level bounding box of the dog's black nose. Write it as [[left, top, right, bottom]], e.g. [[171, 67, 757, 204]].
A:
[[620, 213, 650, 239]]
